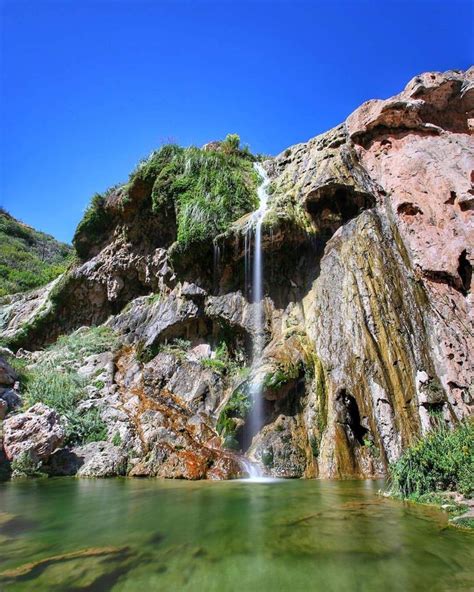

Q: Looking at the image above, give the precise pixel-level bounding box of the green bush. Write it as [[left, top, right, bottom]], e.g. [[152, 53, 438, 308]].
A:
[[389, 420, 474, 498], [73, 193, 112, 259], [216, 387, 252, 442], [146, 143, 259, 247], [0, 209, 72, 296], [22, 326, 116, 445], [71, 137, 259, 261], [25, 370, 107, 445], [11, 452, 45, 479]]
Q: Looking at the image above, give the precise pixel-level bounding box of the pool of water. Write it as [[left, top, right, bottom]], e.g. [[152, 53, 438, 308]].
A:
[[0, 478, 472, 591]]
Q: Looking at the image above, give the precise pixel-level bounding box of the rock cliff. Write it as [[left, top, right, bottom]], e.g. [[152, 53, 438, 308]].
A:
[[0, 68, 472, 480]]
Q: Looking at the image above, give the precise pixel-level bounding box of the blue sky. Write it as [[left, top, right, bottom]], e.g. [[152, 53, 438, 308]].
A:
[[1, 0, 472, 243]]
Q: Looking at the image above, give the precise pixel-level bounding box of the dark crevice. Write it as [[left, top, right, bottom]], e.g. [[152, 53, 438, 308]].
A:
[[458, 250, 472, 295], [397, 202, 423, 216], [335, 389, 368, 445], [445, 191, 456, 205]]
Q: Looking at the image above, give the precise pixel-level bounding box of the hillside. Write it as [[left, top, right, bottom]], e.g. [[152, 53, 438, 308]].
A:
[[0, 208, 72, 297]]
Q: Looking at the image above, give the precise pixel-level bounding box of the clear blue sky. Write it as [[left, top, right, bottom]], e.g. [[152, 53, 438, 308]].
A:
[[1, 0, 472, 243]]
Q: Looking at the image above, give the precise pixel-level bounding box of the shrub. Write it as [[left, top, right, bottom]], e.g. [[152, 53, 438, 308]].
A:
[[216, 387, 252, 442], [263, 361, 301, 390], [73, 193, 113, 259], [148, 143, 259, 247], [0, 209, 72, 296], [25, 370, 107, 446], [222, 133, 240, 153], [389, 420, 474, 498], [21, 326, 116, 445], [11, 452, 45, 479]]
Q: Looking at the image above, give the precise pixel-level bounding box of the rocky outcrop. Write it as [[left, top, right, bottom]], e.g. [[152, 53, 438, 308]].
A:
[[0, 68, 472, 481], [3, 403, 65, 463], [0, 355, 20, 418]]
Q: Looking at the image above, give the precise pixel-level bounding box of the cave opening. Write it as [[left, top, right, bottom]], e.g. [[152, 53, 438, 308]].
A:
[[458, 250, 472, 294], [336, 389, 368, 445]]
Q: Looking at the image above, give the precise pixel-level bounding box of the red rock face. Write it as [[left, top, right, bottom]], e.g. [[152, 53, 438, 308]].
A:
[[348, 68, 474, 421]]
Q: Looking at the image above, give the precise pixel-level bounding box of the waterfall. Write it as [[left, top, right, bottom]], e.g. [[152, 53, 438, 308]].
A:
[[247, 163, 270, 438], [238, 162, 272, 480]]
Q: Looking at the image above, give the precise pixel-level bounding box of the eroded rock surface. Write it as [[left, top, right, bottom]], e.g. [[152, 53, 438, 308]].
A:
[[1, 68, 472, 480], [3, 403, 65, 463]]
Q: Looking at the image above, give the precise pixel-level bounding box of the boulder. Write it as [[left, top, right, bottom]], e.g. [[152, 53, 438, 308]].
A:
[[74, 442, 128, 477], [3, 403, 65, 463], [0, 356, 17, 387], [0, 388, 22, 414]]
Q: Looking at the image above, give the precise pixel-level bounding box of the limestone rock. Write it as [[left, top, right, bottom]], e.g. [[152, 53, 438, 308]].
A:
[[3, 403, 65, 463]]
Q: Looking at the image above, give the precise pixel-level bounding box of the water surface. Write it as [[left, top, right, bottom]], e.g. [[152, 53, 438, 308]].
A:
[[0, 478, 472, 591]]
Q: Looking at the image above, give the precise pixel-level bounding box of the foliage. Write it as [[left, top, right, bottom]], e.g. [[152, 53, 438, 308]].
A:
[[21, 326, 116, 445], [136, 337, 192, 364], [261, 448, 274, 468], [389, 420, 474, 498], [45, 325, 118, 364], [0, 208, 72, 297], [200, 341, 232, 374], [10, 452, 45, 479], [72, 136, 259, 260], [309, 435, 319, 457], [216, 387, 252, 442], [263, 361, 301, 390], [144, 142, 259, 247], [112, 432, 122, 447], [24, 368, 107, 445], [72, 193, 113, 259], [222, 133, 241, 152]]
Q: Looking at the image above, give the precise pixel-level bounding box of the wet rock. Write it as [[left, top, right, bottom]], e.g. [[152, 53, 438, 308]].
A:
[[3, 403, 65, 463], [249, 415, 309, 478]]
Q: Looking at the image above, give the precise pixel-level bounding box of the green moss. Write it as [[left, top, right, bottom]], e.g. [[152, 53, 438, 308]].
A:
[[0, 208, 72, 296]]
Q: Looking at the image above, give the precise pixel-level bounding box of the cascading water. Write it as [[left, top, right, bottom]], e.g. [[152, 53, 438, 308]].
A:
[[240, 162, 273, 480], [247, 163, 270, 436]]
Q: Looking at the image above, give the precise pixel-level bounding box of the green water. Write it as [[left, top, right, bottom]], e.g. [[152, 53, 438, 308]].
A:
[[0, 478, 472, 591]]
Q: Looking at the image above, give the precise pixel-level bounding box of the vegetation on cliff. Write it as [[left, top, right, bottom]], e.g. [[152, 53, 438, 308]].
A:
[[73, 134, 260, 257], [0, 208, 72, 297], [12, 326, 118, 445]]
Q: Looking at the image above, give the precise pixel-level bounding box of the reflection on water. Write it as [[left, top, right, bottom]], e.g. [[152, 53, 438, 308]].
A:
[[0, 478, 472, 591]]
